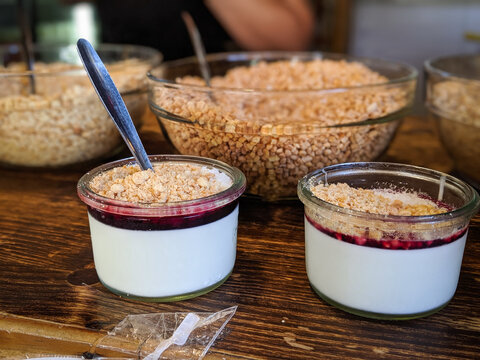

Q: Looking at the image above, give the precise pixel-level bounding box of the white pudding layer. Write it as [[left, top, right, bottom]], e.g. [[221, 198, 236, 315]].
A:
[[88, 205, 238, 298], [305, 218, 467, 315]]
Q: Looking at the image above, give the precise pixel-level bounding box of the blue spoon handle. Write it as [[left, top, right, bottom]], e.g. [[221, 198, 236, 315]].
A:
[[76, 38, 153, 171]]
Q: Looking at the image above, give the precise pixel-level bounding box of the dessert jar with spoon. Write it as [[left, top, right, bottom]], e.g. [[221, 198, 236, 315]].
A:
[[78, 154, 246, 302], [298, 162, 479, 319], [75, 39, 248, 302]]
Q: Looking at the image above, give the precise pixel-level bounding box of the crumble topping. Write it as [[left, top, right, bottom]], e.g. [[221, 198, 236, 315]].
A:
[[90, 162, 232, 203], [153, 58, 410, 200], [0, 60, 151, 167], [311, 183, 448, 216]]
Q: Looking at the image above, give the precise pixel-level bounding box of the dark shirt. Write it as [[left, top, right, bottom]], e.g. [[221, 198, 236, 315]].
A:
[[96, 0, 232, 60]]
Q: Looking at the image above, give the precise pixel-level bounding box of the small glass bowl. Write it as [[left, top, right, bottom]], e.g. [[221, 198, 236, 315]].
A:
[[0, 43, 161, 168], [298, 162, 479, 320], [425, 54, 480, 183], [77, 154, 246, 302], [148, 51, 417, 201]]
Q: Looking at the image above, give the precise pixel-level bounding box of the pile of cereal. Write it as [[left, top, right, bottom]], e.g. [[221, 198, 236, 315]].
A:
[[311, 183, 448, 216], [430, 80, 480, 181], [0, 60, 150, 167], [152, 58, 414, 200], [210, 59, 387, 90], [90, 162, 232, 203], [431, 81, 480, 127]]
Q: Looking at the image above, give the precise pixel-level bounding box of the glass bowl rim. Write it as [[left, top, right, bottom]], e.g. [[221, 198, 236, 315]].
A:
[[297, 161, 480, 224], [147, 50, 418, 94], [424, 53, 480, 85], [77, 154, 246, 217], [0, 43, 162, 77]]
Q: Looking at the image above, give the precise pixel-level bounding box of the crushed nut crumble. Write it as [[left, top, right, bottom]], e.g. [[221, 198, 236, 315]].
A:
[[152, 58, 414, 200], [90, 162, 232, 203], [430, 80, 480, 181], [0, 60, 151, 167], [311, 183, 448, 216]]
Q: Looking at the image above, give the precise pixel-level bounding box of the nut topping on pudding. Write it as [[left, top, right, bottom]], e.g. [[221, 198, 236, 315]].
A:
[[90, 162, 232, 203], [311, 183, 449, 216]]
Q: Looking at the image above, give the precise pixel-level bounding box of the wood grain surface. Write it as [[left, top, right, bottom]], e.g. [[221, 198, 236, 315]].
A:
[[0, 114, 479, 359]]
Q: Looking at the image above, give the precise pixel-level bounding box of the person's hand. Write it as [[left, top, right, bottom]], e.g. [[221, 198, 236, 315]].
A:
[[205, 0, 314, 51]]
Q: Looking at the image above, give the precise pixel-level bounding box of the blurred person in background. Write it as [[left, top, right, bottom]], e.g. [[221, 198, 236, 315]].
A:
[[69, 0, 315, 60]]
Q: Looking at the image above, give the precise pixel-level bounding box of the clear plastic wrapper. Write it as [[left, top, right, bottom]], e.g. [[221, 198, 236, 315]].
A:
[[18, 306, 237, 360], [95, 306, 237, 359]]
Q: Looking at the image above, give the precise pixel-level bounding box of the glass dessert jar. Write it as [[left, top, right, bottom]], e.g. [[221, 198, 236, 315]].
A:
[[77, 154, 246, 302], [297, 162, 479, 320]]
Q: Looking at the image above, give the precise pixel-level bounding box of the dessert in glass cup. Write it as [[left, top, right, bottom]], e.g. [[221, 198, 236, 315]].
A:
[[298, 162, 479, 319], [78, 154, 246, 302]]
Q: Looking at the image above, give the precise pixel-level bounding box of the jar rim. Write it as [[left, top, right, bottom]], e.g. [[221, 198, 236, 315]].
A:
[[77, 154, 246, 217], [298, 162, 480, 224]]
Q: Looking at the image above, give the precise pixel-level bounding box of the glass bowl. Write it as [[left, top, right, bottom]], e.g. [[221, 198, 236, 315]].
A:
[[77, 154, 246, 302], [0, 43, 161, 168], [425, 54, 480, 184], [148, 51, 417, 201], [298, 162, 479, 320]]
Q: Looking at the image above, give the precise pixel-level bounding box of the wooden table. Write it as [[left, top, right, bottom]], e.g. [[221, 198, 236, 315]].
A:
[[1, 114, 479, 359]]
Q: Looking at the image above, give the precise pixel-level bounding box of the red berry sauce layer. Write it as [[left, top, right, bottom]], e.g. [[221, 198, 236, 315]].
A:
[[306, 214, 466, 250], [88, 200, 238, 231]]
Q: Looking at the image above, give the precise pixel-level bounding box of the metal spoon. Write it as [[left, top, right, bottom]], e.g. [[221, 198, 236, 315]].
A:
[[17, 0, 36, 94], [181, 11, 212, 87], [76, 38, 153, 170]]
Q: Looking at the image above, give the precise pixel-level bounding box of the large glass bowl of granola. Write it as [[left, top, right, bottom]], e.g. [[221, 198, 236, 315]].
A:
[[148, 52, 417, 201], [425, 54, 480, 184], [0, 43, 161, 168]]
